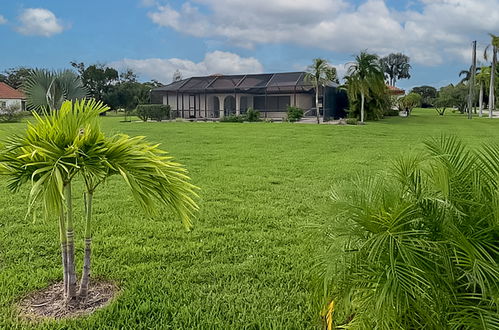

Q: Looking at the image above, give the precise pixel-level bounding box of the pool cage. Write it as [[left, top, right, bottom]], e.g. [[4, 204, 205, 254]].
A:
[[150, 72, 347, 120]]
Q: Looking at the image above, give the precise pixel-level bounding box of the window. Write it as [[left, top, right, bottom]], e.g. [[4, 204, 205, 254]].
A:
[[0, 101, 6, 110], [253, 96, 290, 112]]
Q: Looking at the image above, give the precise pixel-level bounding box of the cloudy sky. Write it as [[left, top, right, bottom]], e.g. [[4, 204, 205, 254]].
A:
[[0, 0, 498, 90]]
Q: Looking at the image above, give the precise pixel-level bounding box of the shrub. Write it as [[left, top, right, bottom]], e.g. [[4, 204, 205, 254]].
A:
[[244, 108, 260, 122], [316, 136, 499, 329], [220, 115, 244, 123], [287, 106, 304, 122], [0, 104, 24, 123], [136, 104, 170, 122], [345, 118, 358, 125]]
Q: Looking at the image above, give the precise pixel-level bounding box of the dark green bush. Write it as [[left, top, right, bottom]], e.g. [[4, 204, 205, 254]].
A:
[[220, 115, 244, 123], [287, 106, 304, 122], [244, 108, 260, 122], [345, 118, 358, 125], [136, 104, 170, 122]]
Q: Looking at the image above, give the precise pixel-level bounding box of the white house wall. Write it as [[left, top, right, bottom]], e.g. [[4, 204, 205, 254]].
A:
[[0, 98, 22, 109], [162, 92, 313, 119]]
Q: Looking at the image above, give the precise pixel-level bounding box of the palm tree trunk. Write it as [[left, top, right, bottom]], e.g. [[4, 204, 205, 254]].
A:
[[360, 92, 365, 123], [316, 88, 320, 124], [64, 183, 77, 302], [79, 191, 93, 299], [59, 208, 68, 298], [490, 47, 496, 118], [479, 81, 484, 117]]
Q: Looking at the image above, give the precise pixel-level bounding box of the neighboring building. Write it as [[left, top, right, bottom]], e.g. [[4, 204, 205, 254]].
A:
[[0, 82, 26, 111], [150, 72, 347, 120], [387, 85, 405, 97]]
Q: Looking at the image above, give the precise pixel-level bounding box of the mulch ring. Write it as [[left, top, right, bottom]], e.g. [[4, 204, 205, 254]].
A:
[[18, 280, 118, 321]]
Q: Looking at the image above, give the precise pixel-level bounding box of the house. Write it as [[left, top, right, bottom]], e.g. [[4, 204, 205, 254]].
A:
[[0, 82, 26, 111], [150, 72, 347, 120], [387, 85, 405, 97]]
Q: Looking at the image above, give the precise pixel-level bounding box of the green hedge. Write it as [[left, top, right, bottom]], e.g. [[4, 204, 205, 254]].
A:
[[136, 104, 171, 122]]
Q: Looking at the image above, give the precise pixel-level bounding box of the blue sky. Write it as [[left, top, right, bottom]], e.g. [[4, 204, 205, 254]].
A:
[[0, 0, 497, 91]]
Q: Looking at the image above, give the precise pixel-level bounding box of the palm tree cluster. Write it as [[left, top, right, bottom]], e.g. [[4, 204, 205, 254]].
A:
[[0, 99, 198, 303], [345, 51, 387, 123], [317, 136, 499, 329]]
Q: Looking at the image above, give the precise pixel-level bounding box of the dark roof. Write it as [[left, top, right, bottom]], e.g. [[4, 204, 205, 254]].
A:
[[153, 72, 331, 94], [0, 82, 25, 99]]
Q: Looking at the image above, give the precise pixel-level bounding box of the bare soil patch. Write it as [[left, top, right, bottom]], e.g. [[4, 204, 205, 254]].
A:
[[18, 280, 118, 320]]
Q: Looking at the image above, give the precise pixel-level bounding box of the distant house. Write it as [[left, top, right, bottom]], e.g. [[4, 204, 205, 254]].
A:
[[150, 72, 348, 120], [387, 85, 405, 97], [0, 82, 26, 111]]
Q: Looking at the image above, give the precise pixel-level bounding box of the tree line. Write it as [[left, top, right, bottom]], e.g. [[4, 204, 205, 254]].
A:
[[0, 63, 164, 112]]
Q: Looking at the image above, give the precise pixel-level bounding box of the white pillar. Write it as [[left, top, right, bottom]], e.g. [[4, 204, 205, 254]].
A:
[[218, 96, 224, 119], [236, 95, 240, 116]]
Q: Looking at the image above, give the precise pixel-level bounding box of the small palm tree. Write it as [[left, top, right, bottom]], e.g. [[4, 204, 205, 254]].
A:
[[346, 51, 385, 123], [305, 58, 337, 124], [22, 69, 88, 112], [484, 33, 499, 117], [0, 99, 198, 303], [317, 136, 499, 328]]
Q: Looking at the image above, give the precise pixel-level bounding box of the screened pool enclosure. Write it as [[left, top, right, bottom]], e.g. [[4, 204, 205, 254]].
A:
[[151, 72, 347, 120]]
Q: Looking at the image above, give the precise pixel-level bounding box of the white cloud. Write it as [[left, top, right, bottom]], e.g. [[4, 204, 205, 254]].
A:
[[109, 50, 264, 83], [0, 15, 7, 24], [147, 0, 499, 65], [16, 8, 65, 37]]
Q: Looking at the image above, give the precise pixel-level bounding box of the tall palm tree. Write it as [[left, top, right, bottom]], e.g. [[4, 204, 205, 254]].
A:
[[346, 51, 385, 123], [484, 33, 499, 117], [22, 69, 88, 112], [476, 66, 491, 117], [305, 58, 337, 124], [0, 99, 198, 303]]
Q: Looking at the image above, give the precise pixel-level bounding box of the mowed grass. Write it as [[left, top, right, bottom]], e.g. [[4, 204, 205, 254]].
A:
[[0, 109, 498, 329]]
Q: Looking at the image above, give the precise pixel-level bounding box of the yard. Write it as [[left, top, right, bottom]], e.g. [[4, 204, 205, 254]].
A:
[[0, 109, 497, 329]]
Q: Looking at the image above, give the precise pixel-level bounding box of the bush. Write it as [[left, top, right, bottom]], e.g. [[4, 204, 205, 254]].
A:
[[244, 108, 260, 122], [220, 115, 244, 123], [287, 106, 304, 122], [0, 104, 24, 123], [136, 104, 170, 122], [345, 118, 358, 125]]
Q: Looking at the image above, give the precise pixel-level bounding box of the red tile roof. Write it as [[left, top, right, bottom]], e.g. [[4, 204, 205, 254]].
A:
[[0, 82, 26, 99], [387, 85, 405, 95]]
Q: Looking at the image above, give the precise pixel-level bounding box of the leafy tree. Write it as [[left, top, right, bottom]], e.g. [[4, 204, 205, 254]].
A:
[[305, 58, 337, 124], [380, 53, 411, 86], [398, 92, 422, 116], [103, 81, 150, 111], [0, 99, 198, 303], [410, 85, 437, 108], [437, 83, 468, 113], [317, 136, 499, 329], [346, 51, 386, 123], [23, 69, 88, 112], [119, 68, 137, 83], [70, 62, 119, 100], [0, 67, 32, 89], [484, 33, 499, 117]]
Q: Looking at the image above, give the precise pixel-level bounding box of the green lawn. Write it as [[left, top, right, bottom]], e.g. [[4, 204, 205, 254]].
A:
[[0, 109, 497, 329]]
